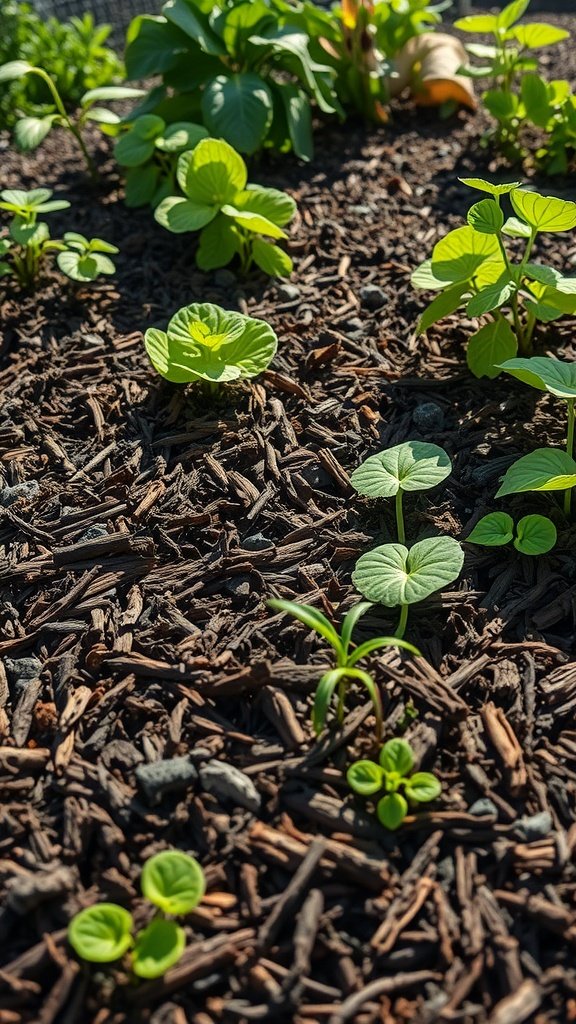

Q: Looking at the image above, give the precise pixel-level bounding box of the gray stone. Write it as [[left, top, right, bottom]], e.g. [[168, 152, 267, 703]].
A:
[[79, 524, 109, 542], [0, 480, 40, 507], [6, 865, 75, 914], [413, 401, 445, 433], [5, 657, 42, 691], [359, 284, 389, 311], [135, 757, 198, 805], [469, 797, 498, 817], [515, 810, 553, 841], [199, 761, 261, 813], [276, 283, 301, 302], [243, 532, 273, 551]]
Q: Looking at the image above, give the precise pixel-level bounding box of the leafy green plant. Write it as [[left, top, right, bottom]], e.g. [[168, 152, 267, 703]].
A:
[[114, 114, 208, 208], [124, 0, 341, 161], [154, 138, 296, 276], [0, 189, 117, 290], [144, 302, 277, 392], [496, 356, 576, 516], [521, 75, 576, 175], [467, 510, 557, 554], [351, 441, 463, 637], [412, 178, 576, 378], [456, 0, 570, 161], [68, 850, 205, 980], [0, 60, 144, 178], [347, 737, 441, 829], [267, 598, 420, 738]]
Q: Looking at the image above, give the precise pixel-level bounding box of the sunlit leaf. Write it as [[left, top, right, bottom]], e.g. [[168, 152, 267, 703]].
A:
[[132, 919, 186, 979], [467, 511, 514, 546], [352, 537, 464, 607], [68, 904, 133, 963], [404, 772, 442, 803], [513, 514, 557, 555], [141, 850, 205, 914], [347, 759, 384, 796], [351, 441, 452, 498], [379, 738, 414, 776], [496, 449, 576, 497], [376, 792, 408, 830], [511, 189, 576, 232], [466, 319, 517, 379], [498, 356, 576, 399]]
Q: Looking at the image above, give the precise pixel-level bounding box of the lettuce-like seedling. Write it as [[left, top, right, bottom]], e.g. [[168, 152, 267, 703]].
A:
[[267, 598, 420, 739], [68, 850, 205, 980], [57, 232, 118, 282], [412, 178, 576, 378], [0, 61, 145, 178], [496, 356, 576, 515], [154, 138, 296, 277], [467, 511, 557, 555], [347, 737, 441, 830], [114, 115, 209, 208], [144, 302, 277, 392], [521, 75, 576, 176]]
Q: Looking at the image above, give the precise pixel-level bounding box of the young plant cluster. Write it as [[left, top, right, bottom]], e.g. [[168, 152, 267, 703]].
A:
[[413, 178, 576, 378], [68, 851, 205, 979], [348, 738, 441, 829]]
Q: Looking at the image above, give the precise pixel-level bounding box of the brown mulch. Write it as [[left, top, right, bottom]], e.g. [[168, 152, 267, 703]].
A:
[[1, 15, 576, 1024]]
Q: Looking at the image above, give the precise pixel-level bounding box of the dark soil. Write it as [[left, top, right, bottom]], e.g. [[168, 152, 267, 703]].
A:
[[1, 15, 576, 1024]]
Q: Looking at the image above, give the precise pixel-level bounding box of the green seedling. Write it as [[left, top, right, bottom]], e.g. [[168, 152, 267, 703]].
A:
[[455, 0, 569, 161], [0, 189, 117, 290], [144, 302, 277, 393], [114, 115, 209, 208], [467, 511, 557, 554], [412, 178, 576, 378], [497, 356, 576, 515], [351, 441, 463, 637], [154, 138, 295, 276], [0, 60, 144, 177], [267, 598, 420, 739], [347, 737, 441, 829], [521, 75, 576, 176], [68, 850, 205, 980]]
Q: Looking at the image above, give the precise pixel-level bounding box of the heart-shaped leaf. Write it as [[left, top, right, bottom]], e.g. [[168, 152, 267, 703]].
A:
[[132, 918, 186, 979], [154, 196, 217, 233], [411, 259, 447, 291], [14, 115, 56, 152], [467, 512, 514, 546], [68, 903, 133, 963], [509, 23, 570, 49], [513, 514, 557, 555], [379, 738, 414, 776], [156, 122, 208, 153], [498, 356, 576, 398], [202, 73, 273, 155], [376, 792, 408, 830], [467, 319, 517, 379], [141, 850, 205, 914], [352, 537, 464, 607], [351, 441, 452, 498], [467, 198, 504, 235], [347, 760, 384, 796], [178, 138, 247, 205], [432, 225, 500, 284], [496, 449, 576, 497], [511, 189, 576, 232], [404, 772, 442, 803]]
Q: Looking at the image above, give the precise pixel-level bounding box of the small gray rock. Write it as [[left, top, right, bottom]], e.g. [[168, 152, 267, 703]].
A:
[[0, 480, 40, 507], [5, 656, 42, 686], [515, 810, 552, 841], [214, 268, 236, 288], [276, 283, 300, 302], [135, 757, 198, 805], [225, 577, 250, 597], [79, 524, 109, 542], [199, 761, 261, 813], [7, 866, 75, 914], [413, 401, 445, 433], [469, 797, 498, 817], [359, 284, 389, 311], [243, 532, 273, 551]]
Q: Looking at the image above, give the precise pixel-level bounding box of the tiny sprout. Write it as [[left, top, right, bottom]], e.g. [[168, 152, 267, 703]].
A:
[[467, 511, 557, 555], [347, 738, 441, 830], [267, 598, 420, 739]]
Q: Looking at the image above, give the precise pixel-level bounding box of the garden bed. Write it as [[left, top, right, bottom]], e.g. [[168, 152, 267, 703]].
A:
[[1, 14, 576, 1024]]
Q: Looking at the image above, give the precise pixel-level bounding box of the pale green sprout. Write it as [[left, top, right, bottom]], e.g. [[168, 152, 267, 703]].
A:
[[347, 738, 441, 830], [57, 233, 118, 282], [467, 511, 557, 554], [68, 850, 204, 980], [267, 598, 420, 740], [114, 115, 209, 208], [412, 178, 576, 378]]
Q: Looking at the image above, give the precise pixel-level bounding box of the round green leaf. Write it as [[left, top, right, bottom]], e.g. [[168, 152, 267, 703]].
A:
[[467, 199, 504, 235], [177, 138, 247, 205], [467, 319, 517, 379], [234, 185, 296, 228], [459, 178, 522, 197], [404, 772, 442, 803], [496, 449, 576, 497], [510, 189, 576, 233], [467, 512, 514, 547], [353, 537, 464, 608], [379, 738, 414, 776], [141, 850, 205, 914], [202, 73, 273, 155], [10, 220, 50, 246], [154, 196, 217, 233], [432, 225, 500, 284], [411, 259, 447, 292], [351, 441, 452, 499], [498, 356, 576, 399], [156, 122, 209, 153], [57, 250, 99, 282], [15, 116, 56, 152], [346, 759, 384, 796], [115, 131, 157, 167], [514, 514, 557, 555], [132, 918, 186, 979], [68, 904, 133, 963], [377, 792, 408, 830]]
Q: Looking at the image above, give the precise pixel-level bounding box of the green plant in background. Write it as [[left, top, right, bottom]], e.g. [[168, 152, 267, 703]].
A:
[[456, 0, 570, 162], [0, 60, 145, 178], [267, 598, 420, 738], [68, 850, 205, 979], [520, 75, 576, 175], [496, 357, 576, 516], [0, 189, 117, 289], [412, 178, 576, 378], [114, 115, 209, 208], [124, 0, 341, 161], [144, 302, 277, 393], [0, 3, 123, 131], [351, 441, 463, 638], [347, 737, 441, 829], [154, 138, 296, 276], [467, 511, 557, 554]]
